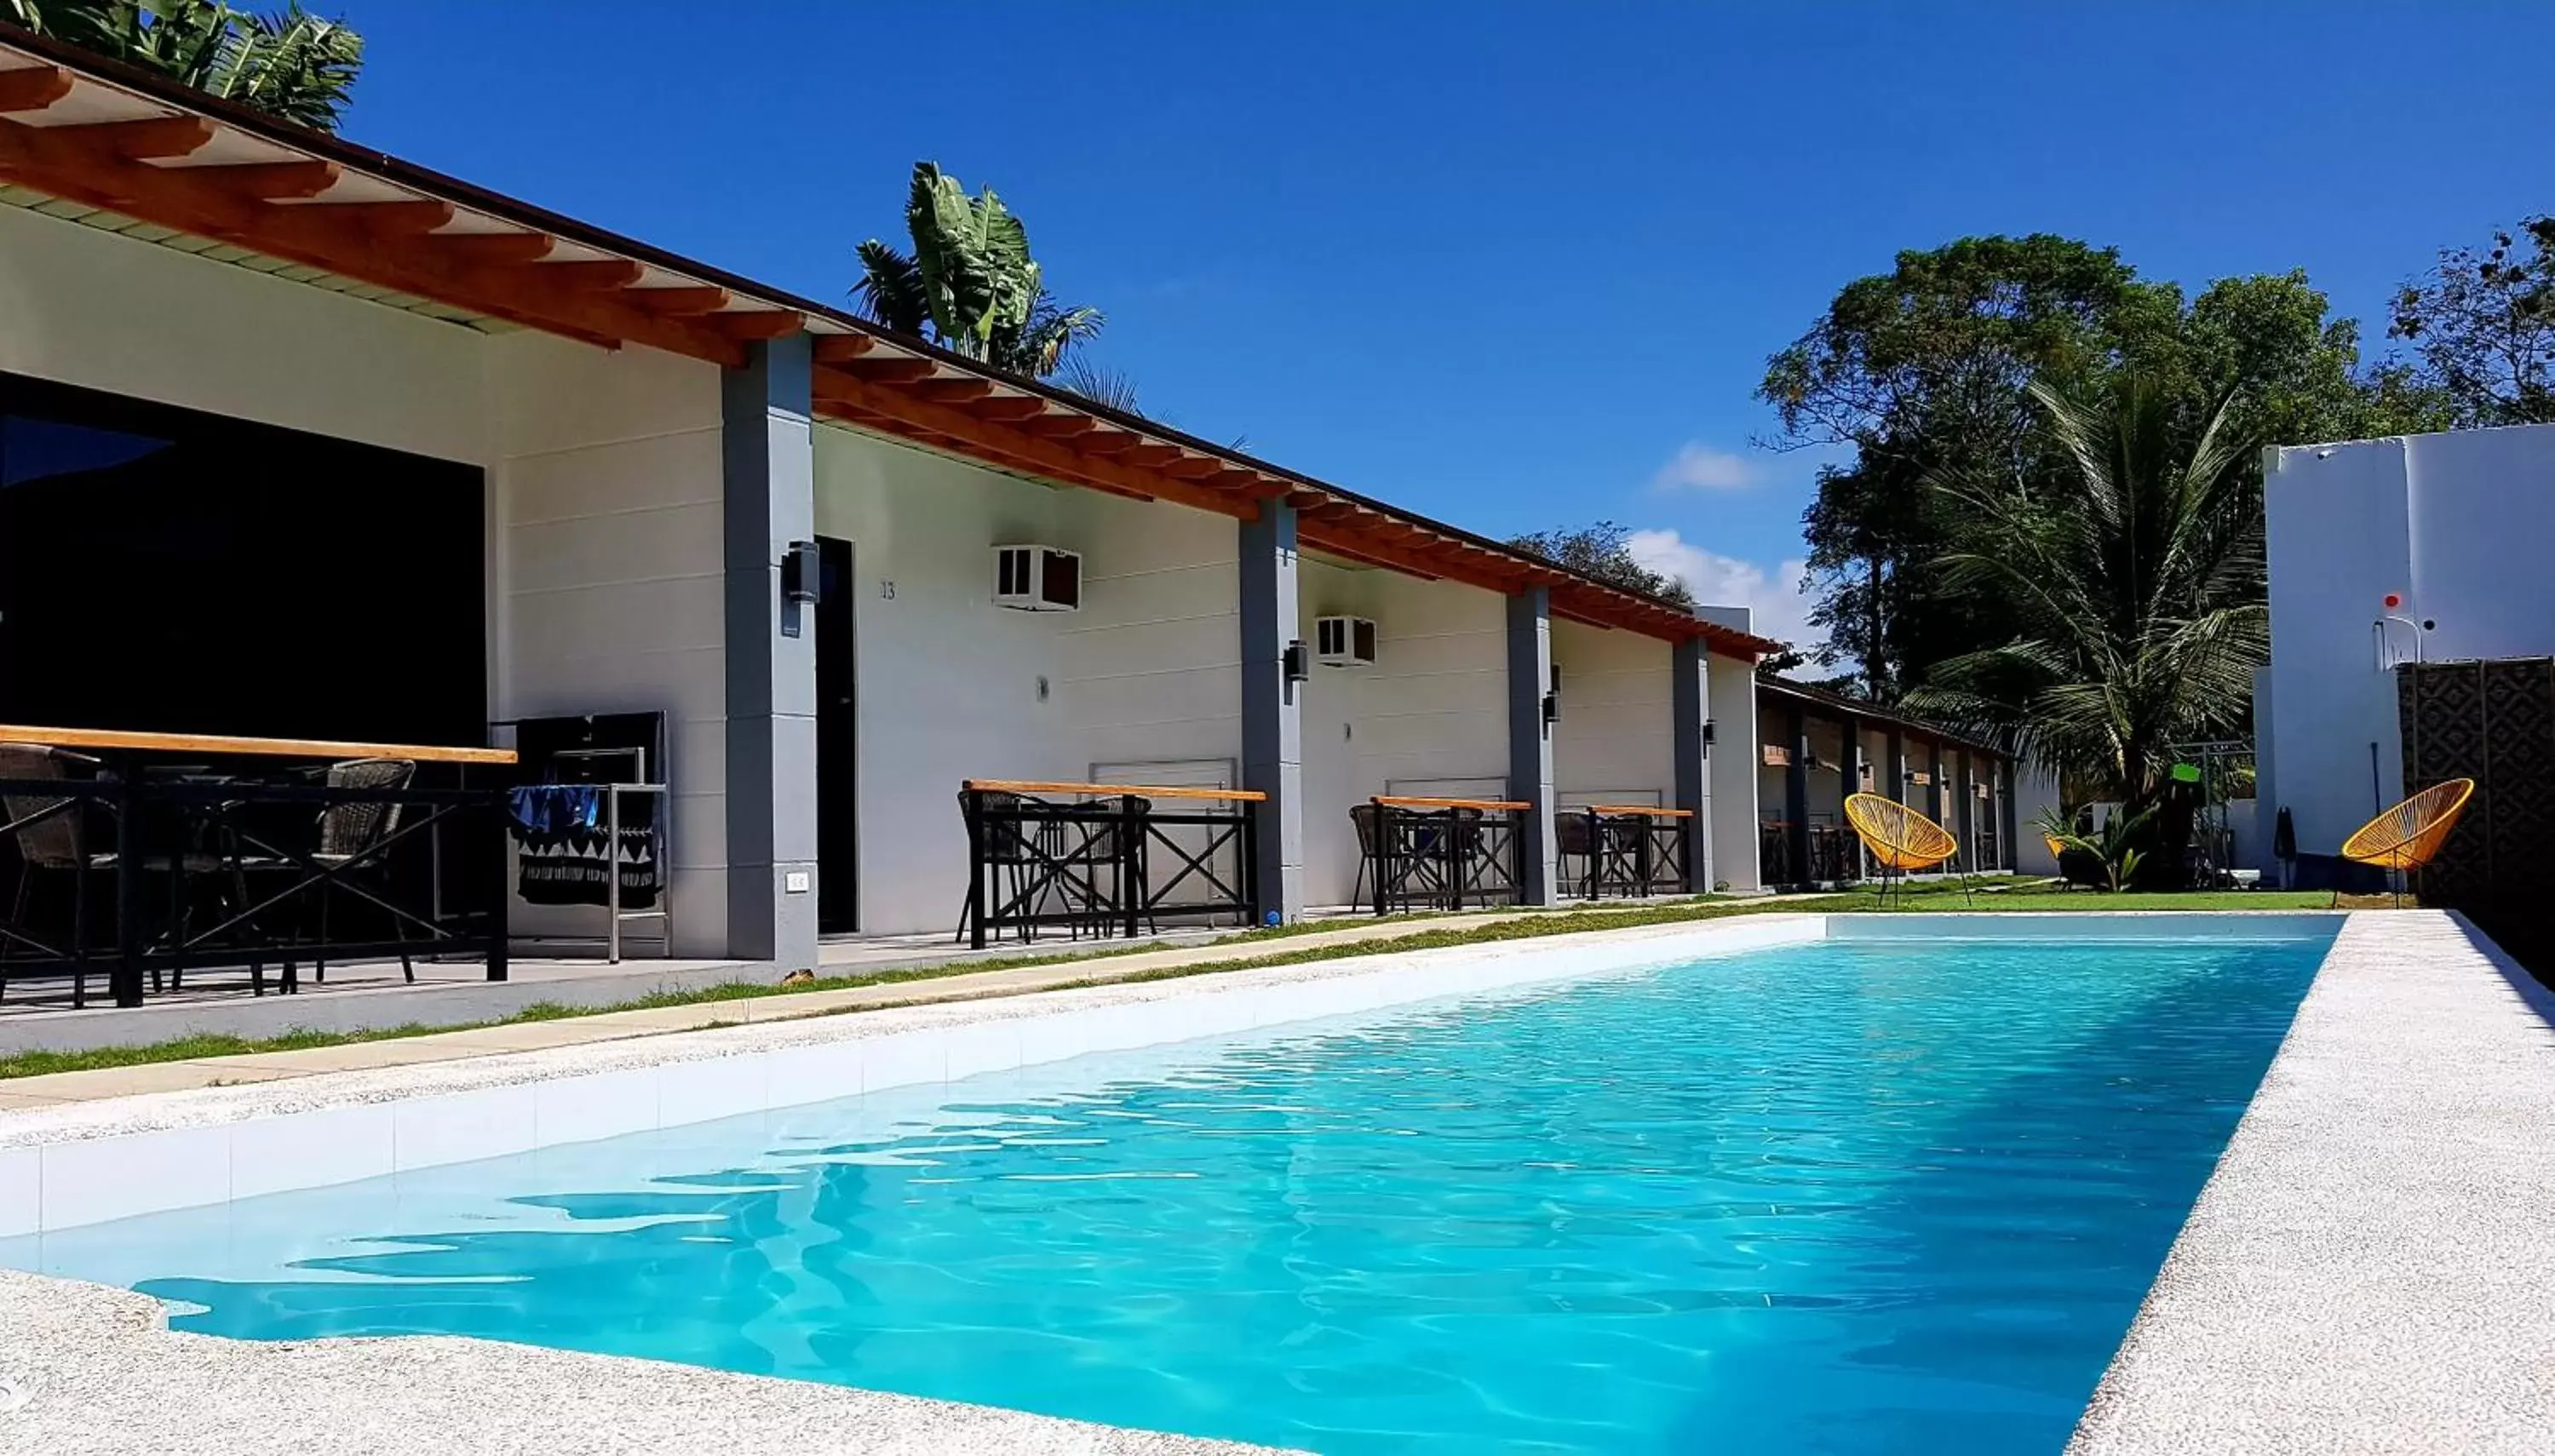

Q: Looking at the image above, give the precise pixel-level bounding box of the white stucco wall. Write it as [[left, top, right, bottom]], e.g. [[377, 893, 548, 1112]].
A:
[[1550, 621, 1673, 808], [1295, 560, 1513, 908], [0, 205, 488, 461], [2264, 423, 2555, 857], [0, 204, 744, 956], [488, 335, 728, 954], [2013, 763, 2062, 874], [815, 427, 1242, 933]]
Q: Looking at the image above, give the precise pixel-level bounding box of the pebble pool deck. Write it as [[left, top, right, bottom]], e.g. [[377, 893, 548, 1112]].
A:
[[0, 911, 2545, 1454], [2067, 911, 2555, 1455]]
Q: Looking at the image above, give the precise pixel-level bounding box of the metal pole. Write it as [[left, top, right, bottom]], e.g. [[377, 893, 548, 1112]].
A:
[[113, 774, 142, 1007], [1120, 796, 1141, 940], [964, 789, 989, 951], [607, 786, 623, 965], [1372, 802, 1392, 917], [486, 787, 509, 982]]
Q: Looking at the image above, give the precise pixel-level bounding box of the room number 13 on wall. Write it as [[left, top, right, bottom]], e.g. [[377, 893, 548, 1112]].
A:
[[879, 580, 897, 599]]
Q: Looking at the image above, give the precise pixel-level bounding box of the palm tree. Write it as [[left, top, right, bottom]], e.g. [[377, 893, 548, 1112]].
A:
[[1908, 375, 2267, 818], [854, 162, 1104, 379], [4, 2, 363, 132]]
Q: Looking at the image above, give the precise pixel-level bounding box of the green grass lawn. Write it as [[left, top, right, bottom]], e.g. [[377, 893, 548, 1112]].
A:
[[0, 879, 2349, 1082], [1886, 882, 2341, 912]]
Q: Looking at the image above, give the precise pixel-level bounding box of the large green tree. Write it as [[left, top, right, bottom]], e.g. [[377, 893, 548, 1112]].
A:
[[1760, 237, 2438, 702], [1909, 375, 2268, 825], [4, 2, 363, 131], [1505, 520, 1695, 607], [854, 162, 1104, 379], [2388, 217, 2555, 427]]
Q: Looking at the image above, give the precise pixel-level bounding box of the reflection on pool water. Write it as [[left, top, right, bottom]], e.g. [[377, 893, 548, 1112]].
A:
[[6, 931, 2328, 1455]]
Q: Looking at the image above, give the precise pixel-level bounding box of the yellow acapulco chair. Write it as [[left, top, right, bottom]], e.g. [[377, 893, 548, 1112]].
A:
[[2338, 777, 2475, 907], [1845, 792, 1967, 908]]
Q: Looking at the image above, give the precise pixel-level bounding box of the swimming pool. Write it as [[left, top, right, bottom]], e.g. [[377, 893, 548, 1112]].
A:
[[3, 923, 2331, 1455]]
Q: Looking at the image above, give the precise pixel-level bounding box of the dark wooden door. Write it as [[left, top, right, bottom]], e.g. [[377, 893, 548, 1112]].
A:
[[816, 536, 858, 933]]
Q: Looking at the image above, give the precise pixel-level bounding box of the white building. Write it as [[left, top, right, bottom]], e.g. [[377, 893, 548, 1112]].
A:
[[2259, 421, 2555, 876], [0, 33, 1800, 982]]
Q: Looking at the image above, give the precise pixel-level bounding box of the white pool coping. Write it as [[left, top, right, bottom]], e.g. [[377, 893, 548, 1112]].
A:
[[2068, 909, 2555, 1454], [0, 909, 2375, 1454]]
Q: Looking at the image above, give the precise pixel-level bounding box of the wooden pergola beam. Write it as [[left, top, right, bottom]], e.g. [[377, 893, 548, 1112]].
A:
[[56, 115, 214, 159], [439, 231, 556, 266], [329, 198, 456, 237], [624, 285, 731, 316], [963, 396, 1052, 422], [0, 66, 72, 113], [835, 355, 938, 383], [537, 258, 646, 290], [1021, 414, 1099, 439], [812, 333, 881, 363], [813, 366, 1262, 519], [0, 116, 748, 362], [192, 158, 338, 199], [712, 310, 806, 341]]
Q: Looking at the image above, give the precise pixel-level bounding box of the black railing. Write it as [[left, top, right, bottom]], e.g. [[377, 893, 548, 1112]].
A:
[[1358, 798, 1524, 915], [1760, 818, 1863, 887], [1760, 819, 1794, 887], [1561, 808, 1689, 900], [1808, 823, 1858, 883], [959, 783, 1260, 950], [0, 772, 509, 1009]]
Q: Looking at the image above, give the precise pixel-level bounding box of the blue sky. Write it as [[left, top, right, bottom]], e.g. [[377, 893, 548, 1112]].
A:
[[343, 2, 2553, 648]]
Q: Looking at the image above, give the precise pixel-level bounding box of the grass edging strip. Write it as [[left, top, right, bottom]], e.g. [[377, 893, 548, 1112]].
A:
[[0, 882, 2341, 1082]]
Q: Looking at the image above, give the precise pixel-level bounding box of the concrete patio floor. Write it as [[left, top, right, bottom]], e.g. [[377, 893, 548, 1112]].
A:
[[0, 900, 1598, 1058]]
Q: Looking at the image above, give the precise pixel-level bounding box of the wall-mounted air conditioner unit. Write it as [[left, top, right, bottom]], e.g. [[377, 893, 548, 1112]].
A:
[[1314, 615, 1377, 667], [994, 544, 1081, 611]]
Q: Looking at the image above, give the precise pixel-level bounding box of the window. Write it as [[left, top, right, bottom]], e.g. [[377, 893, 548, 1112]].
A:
[[0, 372, 486, 745]]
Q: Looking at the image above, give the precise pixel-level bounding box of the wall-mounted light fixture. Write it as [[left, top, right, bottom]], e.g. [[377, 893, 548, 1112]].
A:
[[1542, 663, 1562, 725], [1283, 639, 1311, 684], [779, 539, 819, 638], [782, 540, 819, 605]]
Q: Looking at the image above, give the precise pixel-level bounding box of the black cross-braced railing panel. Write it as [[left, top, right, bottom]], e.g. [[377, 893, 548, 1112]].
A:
[[958, 788, 1260, 950], [0, 773, 508, 1009], [1362, 800, 1524, 915]]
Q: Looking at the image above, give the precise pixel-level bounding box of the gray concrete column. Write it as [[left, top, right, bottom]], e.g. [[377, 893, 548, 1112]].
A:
[[1840, 711, 1866, 878], [2000, 757, 2020, 869], [1928, 738, 1947, 828], [723, 334, 818, 971], [1507, 588, 1557, 904], [1239, 503, 1303, 921], [1673, 638, 1712, 892], [1707, 651, 1760, 891], [1886, 725, 1909, 808], [1955, 748, 1978, 865], [1784, 702, 1811, 886]]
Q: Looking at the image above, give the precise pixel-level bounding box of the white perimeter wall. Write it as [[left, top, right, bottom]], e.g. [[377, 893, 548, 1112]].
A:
[[0, 204, 738, 954], [1296, 561, 1512, 909], [816, 427, 1241, 934], [2265, 423, 2555, 857]]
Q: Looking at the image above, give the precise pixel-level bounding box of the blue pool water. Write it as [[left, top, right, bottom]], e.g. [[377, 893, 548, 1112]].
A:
[[8, 932, 2328, 1454]]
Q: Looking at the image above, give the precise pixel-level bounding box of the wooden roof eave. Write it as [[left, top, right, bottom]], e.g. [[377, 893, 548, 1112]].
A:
[[0, 36, 1783, 659]]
